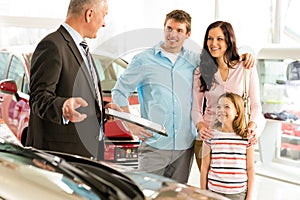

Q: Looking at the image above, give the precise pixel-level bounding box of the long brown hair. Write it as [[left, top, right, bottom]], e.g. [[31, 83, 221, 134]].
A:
[[214, 92, 247, 138], [198, 21, 240, 92]]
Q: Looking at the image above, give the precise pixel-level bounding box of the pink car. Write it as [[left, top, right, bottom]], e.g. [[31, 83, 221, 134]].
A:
[[0, 50, 30, 144]]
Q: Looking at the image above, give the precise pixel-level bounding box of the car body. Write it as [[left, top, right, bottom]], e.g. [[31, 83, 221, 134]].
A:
[[0, 123, 229, 200], [0, 49, 139, 166], [0, 50, 30, 145], [93, 54, 140, 167]]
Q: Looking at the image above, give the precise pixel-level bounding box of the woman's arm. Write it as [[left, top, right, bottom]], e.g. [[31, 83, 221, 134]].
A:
[[247, 65, 266, 143], [192, 68, 214, 140], [192, 67, 205, 125]]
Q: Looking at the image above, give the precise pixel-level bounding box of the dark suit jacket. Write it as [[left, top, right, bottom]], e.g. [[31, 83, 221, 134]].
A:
[[26, 25, 105, 159]]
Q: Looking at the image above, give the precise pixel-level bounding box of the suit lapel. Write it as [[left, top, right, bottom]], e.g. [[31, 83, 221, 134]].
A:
[[58, 26, 97, 98], [58, 26, 82, 66]]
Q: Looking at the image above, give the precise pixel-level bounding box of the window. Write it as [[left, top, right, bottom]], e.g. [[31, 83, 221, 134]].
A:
[[7, 55, 27, 93], [0, 52, 9, 79], [93, 54, 127, 92], [283, 0, 300, 43]]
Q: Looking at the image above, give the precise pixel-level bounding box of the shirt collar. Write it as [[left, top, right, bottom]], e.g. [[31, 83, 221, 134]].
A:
[[154, 41, 186, 56], [62, 22, 84, 47]]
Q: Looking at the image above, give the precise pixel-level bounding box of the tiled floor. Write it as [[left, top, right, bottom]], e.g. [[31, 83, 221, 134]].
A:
[[187, 156, 300, 200]]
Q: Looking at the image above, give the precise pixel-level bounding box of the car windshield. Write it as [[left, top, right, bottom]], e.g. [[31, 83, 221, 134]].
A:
[[92, 54, 128, 92]]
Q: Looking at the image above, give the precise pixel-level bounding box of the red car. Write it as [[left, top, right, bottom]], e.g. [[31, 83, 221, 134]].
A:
[[0, 50, 30, 145], [93, 54, 140, 167], [0, 50, 139, 167]]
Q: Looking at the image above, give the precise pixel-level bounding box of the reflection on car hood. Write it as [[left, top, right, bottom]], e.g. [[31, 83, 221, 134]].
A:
[[76, 156, 230, 200], [0, 138, 228, 200], [117, 169, 230, 200], [0, 139, 144, 200], [0, 161, 86, 200], [0, 142, 97, 199]]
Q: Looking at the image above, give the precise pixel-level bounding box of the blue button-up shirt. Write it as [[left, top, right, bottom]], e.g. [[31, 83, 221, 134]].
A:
[[112, 42, 200, 150]]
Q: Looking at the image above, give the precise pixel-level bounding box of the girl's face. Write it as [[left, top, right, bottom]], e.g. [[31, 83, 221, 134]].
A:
[[216, 97, 238, 124], [207, 27, 228, 59]]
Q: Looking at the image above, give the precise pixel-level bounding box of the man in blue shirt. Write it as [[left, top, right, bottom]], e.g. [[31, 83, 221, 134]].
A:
[[112, 10, 197, 183]]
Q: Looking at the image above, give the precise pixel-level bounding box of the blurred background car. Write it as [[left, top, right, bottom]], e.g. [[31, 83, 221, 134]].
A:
[[0, 49, 31, 145], [0, 48, 139, 167], [93, 54, 140, 167]]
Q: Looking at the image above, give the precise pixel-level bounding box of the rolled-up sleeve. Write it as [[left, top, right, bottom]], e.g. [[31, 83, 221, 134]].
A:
[[112, 56, 142, 107]]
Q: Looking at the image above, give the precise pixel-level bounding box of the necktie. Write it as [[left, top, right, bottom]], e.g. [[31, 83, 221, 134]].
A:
[[80, 40, 102, 109], [80, 40, 104, 140]]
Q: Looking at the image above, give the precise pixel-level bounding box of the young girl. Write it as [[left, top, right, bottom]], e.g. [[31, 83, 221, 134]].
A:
[[200, 92, 254, 200]]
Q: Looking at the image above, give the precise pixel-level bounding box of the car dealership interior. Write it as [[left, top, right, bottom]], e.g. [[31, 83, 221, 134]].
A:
[[1, 0, 300, 199]]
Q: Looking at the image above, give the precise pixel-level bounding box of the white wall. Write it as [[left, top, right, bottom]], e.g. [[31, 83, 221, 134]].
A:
[[0, 0, 299, 55]]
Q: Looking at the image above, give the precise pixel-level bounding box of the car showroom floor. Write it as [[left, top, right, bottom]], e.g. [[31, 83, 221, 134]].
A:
[[187, 156, 300, 200]]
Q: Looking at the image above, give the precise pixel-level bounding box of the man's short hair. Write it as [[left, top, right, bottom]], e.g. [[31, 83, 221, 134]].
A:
[[164, 10, 192, 33]]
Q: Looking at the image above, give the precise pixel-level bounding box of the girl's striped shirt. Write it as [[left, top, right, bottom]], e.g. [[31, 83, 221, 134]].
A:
[[205, 130, 252, 194]]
